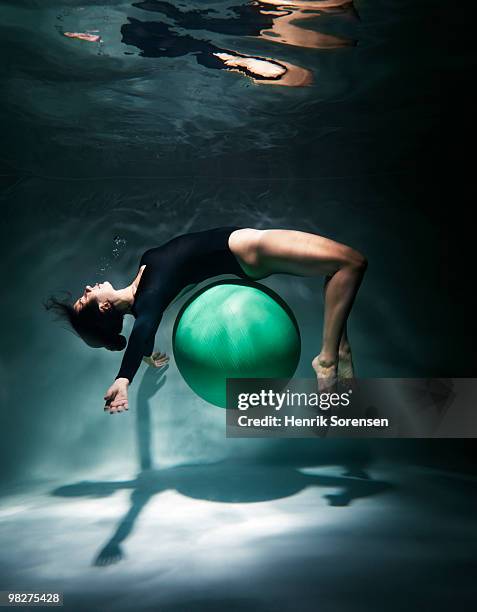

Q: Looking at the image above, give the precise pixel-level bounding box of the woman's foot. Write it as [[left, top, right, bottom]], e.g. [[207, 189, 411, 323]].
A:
[[337, 345, 354, 380], [312, 355, 337, 392]]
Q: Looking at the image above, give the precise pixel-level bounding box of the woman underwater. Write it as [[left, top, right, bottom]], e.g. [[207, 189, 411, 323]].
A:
[[46, 227, 367, 414]]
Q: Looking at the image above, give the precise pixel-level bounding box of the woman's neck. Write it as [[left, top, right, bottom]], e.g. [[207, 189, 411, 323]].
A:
[[111, 286, 135, 314], [111, 266, 146, 314]]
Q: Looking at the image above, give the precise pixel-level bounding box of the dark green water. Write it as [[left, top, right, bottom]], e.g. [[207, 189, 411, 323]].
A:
[[0, 0, 474, 481], [0, 3, 476, 610]]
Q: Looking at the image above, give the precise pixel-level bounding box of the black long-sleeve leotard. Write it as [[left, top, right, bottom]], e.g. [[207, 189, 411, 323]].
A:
[[116, 227, 248, 383]]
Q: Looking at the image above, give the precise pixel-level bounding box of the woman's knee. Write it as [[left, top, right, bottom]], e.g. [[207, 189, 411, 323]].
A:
[[342, 247, 368, 273]]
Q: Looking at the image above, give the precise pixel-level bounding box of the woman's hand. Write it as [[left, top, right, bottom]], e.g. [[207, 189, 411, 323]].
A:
[[104, 378, 129, 414], [143, 351, 169, 369]]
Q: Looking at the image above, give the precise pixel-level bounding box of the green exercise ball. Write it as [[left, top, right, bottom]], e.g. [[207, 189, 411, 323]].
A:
[[173, 281, 301, 408]]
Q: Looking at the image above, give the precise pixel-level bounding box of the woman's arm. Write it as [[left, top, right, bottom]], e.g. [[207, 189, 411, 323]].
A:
[[104, 295, 165, 414], [116, 315, 163, 384]]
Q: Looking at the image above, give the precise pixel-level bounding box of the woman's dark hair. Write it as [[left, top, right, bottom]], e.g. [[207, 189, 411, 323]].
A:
[[44, 292, 127, 351]]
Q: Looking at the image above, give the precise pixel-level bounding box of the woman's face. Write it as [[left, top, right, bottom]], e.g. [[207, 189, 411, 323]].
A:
[[73, 281, 114, 313]]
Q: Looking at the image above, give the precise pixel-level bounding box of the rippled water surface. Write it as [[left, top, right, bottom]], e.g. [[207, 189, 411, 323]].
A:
[[5, 0, 454, 175], [1, 0, 369, 171]]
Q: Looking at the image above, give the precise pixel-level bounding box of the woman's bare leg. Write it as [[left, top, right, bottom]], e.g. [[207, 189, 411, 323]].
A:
[[230, 229, 367, 386], [323, 275, 355, 379], [338, 323, 355, 379]]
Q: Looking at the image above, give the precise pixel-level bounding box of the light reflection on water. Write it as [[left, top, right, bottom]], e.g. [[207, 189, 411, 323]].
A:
[[114, 0, 359, 86], [1, 0, 366, 173], [258, 0, 358, 49], [55, 1, 359, 86]]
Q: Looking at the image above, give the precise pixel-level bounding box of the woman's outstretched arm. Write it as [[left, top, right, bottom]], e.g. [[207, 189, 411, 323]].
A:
[[104, 295, 166, 414]]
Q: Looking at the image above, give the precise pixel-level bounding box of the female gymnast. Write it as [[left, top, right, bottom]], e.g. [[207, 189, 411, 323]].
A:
[[46, 227, 367, 414]]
